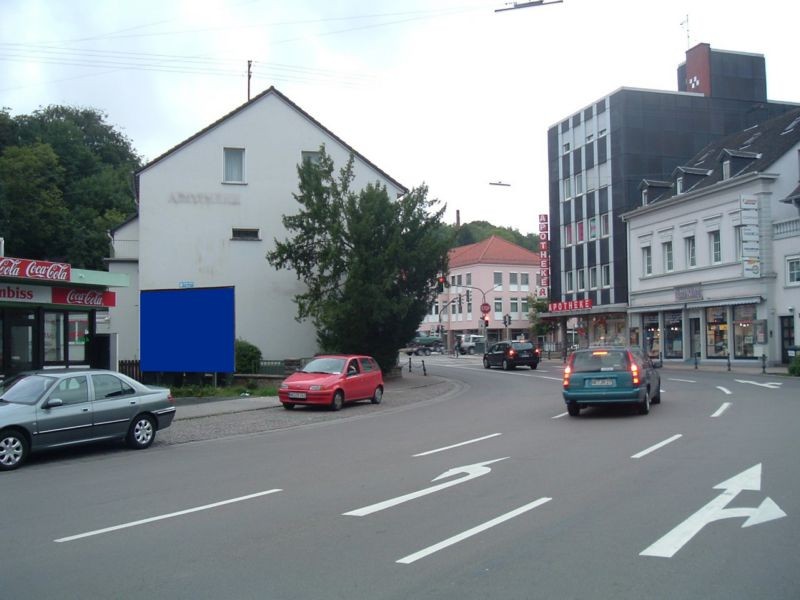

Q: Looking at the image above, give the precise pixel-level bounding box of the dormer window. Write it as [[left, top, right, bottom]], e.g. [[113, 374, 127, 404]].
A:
[[642, 189, 648, 205], [723, 160, 731, 180], [676, 176, 684, 194]]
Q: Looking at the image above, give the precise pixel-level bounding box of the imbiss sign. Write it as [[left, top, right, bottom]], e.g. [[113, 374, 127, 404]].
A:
[[1, 256, 115, 307]]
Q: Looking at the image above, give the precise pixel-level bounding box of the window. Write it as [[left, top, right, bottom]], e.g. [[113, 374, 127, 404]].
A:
[[520, 273, 529, 291], [735, 227, 743, 261], [601, 213, 610, 237], [663, 241, 673, 272], [564, 176, 572, 198], [520, 297, 529, 314], [586, 133, 594, 143], [493, 271, 503, 291], [598, 128, 607, 137], [576, 220, 585, 243], [686, 236, 696, 268], [642, 246, 652, 276], [509, 272, 519, 291], [92, 374, 134, 399], [510, 297, 519, 315], [493, 298, 503, 317], [788, 256, 800, 284], [590, 266, 598, 289], [223, 148, 245, 183], [563, 142, 571, 153], [575, 172, 583, 195], [577, 269, 586, 290], [710, 231, 722, 263], [456, 274, 463, 287], [676, 176, 684, 194], [566, 271, 574, 292], [642, 189, 648, 205], [54, 376, 89, 406], [564, 223, 573, 246], [602, 264, 611, 287], [68, 312, 88, 363], [232, 228, 260, 240], [723, 160, 731, 180], [44, 312, 65, 362], [466, 272, 472, 286], [588, 216, 598, 240], [301, 150, 321, 165]]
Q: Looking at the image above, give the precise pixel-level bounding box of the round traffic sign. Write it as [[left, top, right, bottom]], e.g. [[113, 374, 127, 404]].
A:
[[480, 303, 491, 315]]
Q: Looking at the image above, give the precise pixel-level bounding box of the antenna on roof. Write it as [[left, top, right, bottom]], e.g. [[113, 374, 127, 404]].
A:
[[680, 15, 690, 49], [247, 60, 252, 101]]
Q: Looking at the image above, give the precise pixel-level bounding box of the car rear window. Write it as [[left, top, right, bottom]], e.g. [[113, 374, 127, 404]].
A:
[[512, 342, 533, 350], [571, 350, 629, 372]]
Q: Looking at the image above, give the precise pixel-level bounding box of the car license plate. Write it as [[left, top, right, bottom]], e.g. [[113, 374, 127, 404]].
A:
[[288, 391, 306, 399], [590, 378, 614, 387]]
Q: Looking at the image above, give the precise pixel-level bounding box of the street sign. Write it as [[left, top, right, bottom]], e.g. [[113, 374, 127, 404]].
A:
[[480, 303, 491, 315]]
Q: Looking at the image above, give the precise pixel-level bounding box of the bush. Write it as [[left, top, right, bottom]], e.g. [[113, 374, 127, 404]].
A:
[[235, 338, 262, 373], [789, 354, 800, 376]]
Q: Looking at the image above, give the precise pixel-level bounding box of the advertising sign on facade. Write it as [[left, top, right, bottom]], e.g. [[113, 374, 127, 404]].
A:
[[539, 214, 549, 300], [548, 299, 593, 312], [51, 288, 116, 307], [0, 257, 71, 282]]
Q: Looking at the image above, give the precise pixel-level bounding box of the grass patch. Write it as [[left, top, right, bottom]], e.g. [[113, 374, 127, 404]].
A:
[[171, 383, 279, 398]]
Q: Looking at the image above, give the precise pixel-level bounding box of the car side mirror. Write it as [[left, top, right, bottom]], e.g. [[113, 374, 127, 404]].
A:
[[45, 398, 64, 408]]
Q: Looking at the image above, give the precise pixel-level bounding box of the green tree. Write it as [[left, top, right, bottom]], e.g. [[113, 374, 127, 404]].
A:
[[527, 296, 551, 338], [452, 220, 539, 252], [267, 147, 452, 372]]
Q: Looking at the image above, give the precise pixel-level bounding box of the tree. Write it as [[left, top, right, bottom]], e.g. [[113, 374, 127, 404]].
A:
[[452, 220, 539, 252], [267, 147, 452, 372], [527, 296, 552, 338]]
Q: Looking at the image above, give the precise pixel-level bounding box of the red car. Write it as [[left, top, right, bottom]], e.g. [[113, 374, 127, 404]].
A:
[[279, 355, 384, 411]]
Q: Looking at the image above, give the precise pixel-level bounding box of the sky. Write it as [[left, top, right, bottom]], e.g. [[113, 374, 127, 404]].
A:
[[2, 0, 800, 235]]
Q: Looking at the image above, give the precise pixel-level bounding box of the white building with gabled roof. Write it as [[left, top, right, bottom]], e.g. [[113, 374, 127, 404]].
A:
[[107, 86, 407, 365]]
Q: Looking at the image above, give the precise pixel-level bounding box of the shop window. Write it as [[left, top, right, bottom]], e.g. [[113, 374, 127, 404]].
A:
[[68, 312, 89, 364], [664, 311, 683, 358], [44, 312, 66, 363], [706, 307, 729, 358], [643, 313, 660, 359], [733, 304, 758, 359]]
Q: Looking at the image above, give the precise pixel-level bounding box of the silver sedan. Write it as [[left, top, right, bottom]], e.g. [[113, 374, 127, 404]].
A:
[[0, 369, 176, 471]]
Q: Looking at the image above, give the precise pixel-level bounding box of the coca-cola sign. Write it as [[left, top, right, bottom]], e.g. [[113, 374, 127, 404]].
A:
[[0, 257, 71, 282], [52, 288, 116, 307]]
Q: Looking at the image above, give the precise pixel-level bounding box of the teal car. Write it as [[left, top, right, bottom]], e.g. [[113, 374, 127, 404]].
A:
[[562, 347, 661, 417]]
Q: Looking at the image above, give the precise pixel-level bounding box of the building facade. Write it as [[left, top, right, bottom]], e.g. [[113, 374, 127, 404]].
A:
[[419, 236, 541, 348], [108, 87, 406, 364], [623, 108, 800, 365], [546, 43, 798, 348]]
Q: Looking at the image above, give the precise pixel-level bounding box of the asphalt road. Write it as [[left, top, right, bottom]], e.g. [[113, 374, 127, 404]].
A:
[[4, 356, 799, 599]]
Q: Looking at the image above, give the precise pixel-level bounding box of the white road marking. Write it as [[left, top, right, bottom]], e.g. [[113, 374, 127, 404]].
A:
[[641, 464, 786, 558], [552, 412, 569, 419], [711, 402, 732, 418], [735, 379, 782, 389], [716, 386, 732, 395], [631, 434, 683, 459], [344, 458, 509, 517], [537, 376, 564, 381], [54, 489, 283, 543], [668, 378, 697, 383], [396, 497, 552, 564], [414, 433, 502, 457]]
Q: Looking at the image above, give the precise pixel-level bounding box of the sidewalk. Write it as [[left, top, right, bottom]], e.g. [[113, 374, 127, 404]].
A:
[[173, 369, 450, 420], [537, 356, 789, 376]]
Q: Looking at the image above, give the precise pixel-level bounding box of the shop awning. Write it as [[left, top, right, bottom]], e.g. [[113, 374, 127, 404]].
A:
[[628, 296, 762, 313]]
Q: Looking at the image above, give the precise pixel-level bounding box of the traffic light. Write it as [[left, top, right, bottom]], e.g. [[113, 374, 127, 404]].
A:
[[483, 316, 490, 328], [436, 275, 446, 293]]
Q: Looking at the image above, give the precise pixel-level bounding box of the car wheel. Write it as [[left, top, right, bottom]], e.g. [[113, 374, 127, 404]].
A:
[[502, 359, 512, 371], [652, 383, 662, 404], [371, 386, 383, 404], [567, 403, 580, 417], [283, 402, 295, 410], [483, 357, 490, 369], [331, 390, 344, 411], [126, 414, 156, 449], [638, 390, 651, 415], [423, 347, 431, 356], [468, 347, 475, 355], [530, 362, 538, 370], [0, 428, 29, 471]]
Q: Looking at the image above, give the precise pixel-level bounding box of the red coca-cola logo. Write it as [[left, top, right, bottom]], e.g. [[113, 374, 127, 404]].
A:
[[0, 257, 71, 281], [52, 287, 116, 307]]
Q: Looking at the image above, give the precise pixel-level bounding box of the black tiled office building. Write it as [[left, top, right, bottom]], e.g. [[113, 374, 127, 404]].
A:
[[546, 43, 798, 347]]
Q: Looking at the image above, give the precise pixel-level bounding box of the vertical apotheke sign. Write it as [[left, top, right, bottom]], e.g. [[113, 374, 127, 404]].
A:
[[538, 214, 550, 298]]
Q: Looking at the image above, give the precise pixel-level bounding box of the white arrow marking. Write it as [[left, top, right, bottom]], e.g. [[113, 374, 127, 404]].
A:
[[343, 458, 509, 517], [641, 464, 786, 558], [716, 386, 732, 395], [711, 402, 731, 417], [735, 379, 782, 389]]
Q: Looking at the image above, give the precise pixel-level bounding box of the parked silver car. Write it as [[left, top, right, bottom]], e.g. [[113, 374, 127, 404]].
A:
[[0, 369, 176, 471]]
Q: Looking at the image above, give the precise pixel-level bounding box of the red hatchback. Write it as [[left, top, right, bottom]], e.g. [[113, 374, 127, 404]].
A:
[[279, 355, 384, 411]]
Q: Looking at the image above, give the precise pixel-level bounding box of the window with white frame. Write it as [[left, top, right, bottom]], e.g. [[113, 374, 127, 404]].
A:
[[676, 176, 684, 194], [509, 272, 519, 291], [602, 264, 610, 287], [577, 269, 586, 290], [493, 298, 503, 317], [493, 271, 503, 291], [564, 177, 572, 198], [301, 150, 321, 165], [642, 189, 648, 205], [686, 236, 696, 268], [710, 230, 722, 263], [223, 148, 245, 183], [589, 216, 598, 240], [642, 246, 652, 276], [456, 273, 463, 287], [521, 297, 529, 315], [520, 273, 529, 291], [601, 213, 610, 236], [466, 272, 472, 286], [510, 297, 519, 315], [663, 241, 673, 272], [722, 160, 731, 180], [576, 220, 585, 243], [564, 223, 573, 246], [788, 256, 800, 284], [566, 271, 574, 292], [575, 172, 583, 195], [590, 266, 598, 288], [563, 142, 571, 153]]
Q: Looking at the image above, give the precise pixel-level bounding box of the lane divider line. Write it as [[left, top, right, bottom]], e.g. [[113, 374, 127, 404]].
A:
[[631, 434, 683, 459], [716, 386, 732, 395], [413, 433, 502, 457], [711, 402, 731, 418]]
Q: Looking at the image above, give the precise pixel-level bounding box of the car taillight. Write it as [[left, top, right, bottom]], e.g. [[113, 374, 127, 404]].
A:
[[563, 365, 571, 387], [508, 349, 516, 357], [631, 362, 640, 385]]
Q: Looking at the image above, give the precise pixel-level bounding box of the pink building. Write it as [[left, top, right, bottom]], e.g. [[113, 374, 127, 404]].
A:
[[420, 236, 542, 348]]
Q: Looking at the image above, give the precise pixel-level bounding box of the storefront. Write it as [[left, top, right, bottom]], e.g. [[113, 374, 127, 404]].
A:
[[0, 257, 126, 379]]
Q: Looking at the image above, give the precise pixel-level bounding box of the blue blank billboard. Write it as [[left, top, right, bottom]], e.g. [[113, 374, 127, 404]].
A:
[[140, 286, 235, 373]]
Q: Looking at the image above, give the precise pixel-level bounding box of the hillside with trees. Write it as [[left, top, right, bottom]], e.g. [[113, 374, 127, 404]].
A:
[[451, 220, 539, 251]]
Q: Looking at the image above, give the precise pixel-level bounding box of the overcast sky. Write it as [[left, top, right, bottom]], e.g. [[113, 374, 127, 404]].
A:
[[2, 0, 799, 235]]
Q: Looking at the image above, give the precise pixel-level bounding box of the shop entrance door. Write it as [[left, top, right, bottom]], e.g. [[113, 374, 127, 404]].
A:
[[3, 310, 37, 376], [780, 316, 795, 364], [689, 318, 701, 360]]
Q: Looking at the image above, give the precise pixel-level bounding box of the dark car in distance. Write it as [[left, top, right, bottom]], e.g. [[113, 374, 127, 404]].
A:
[[562, 346, 661, 416], [483, 340, 540, 370]]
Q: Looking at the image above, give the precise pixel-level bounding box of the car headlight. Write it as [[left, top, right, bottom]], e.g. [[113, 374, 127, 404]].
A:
[[280, 382, 288, 389], [309, 385, 323, 391]]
